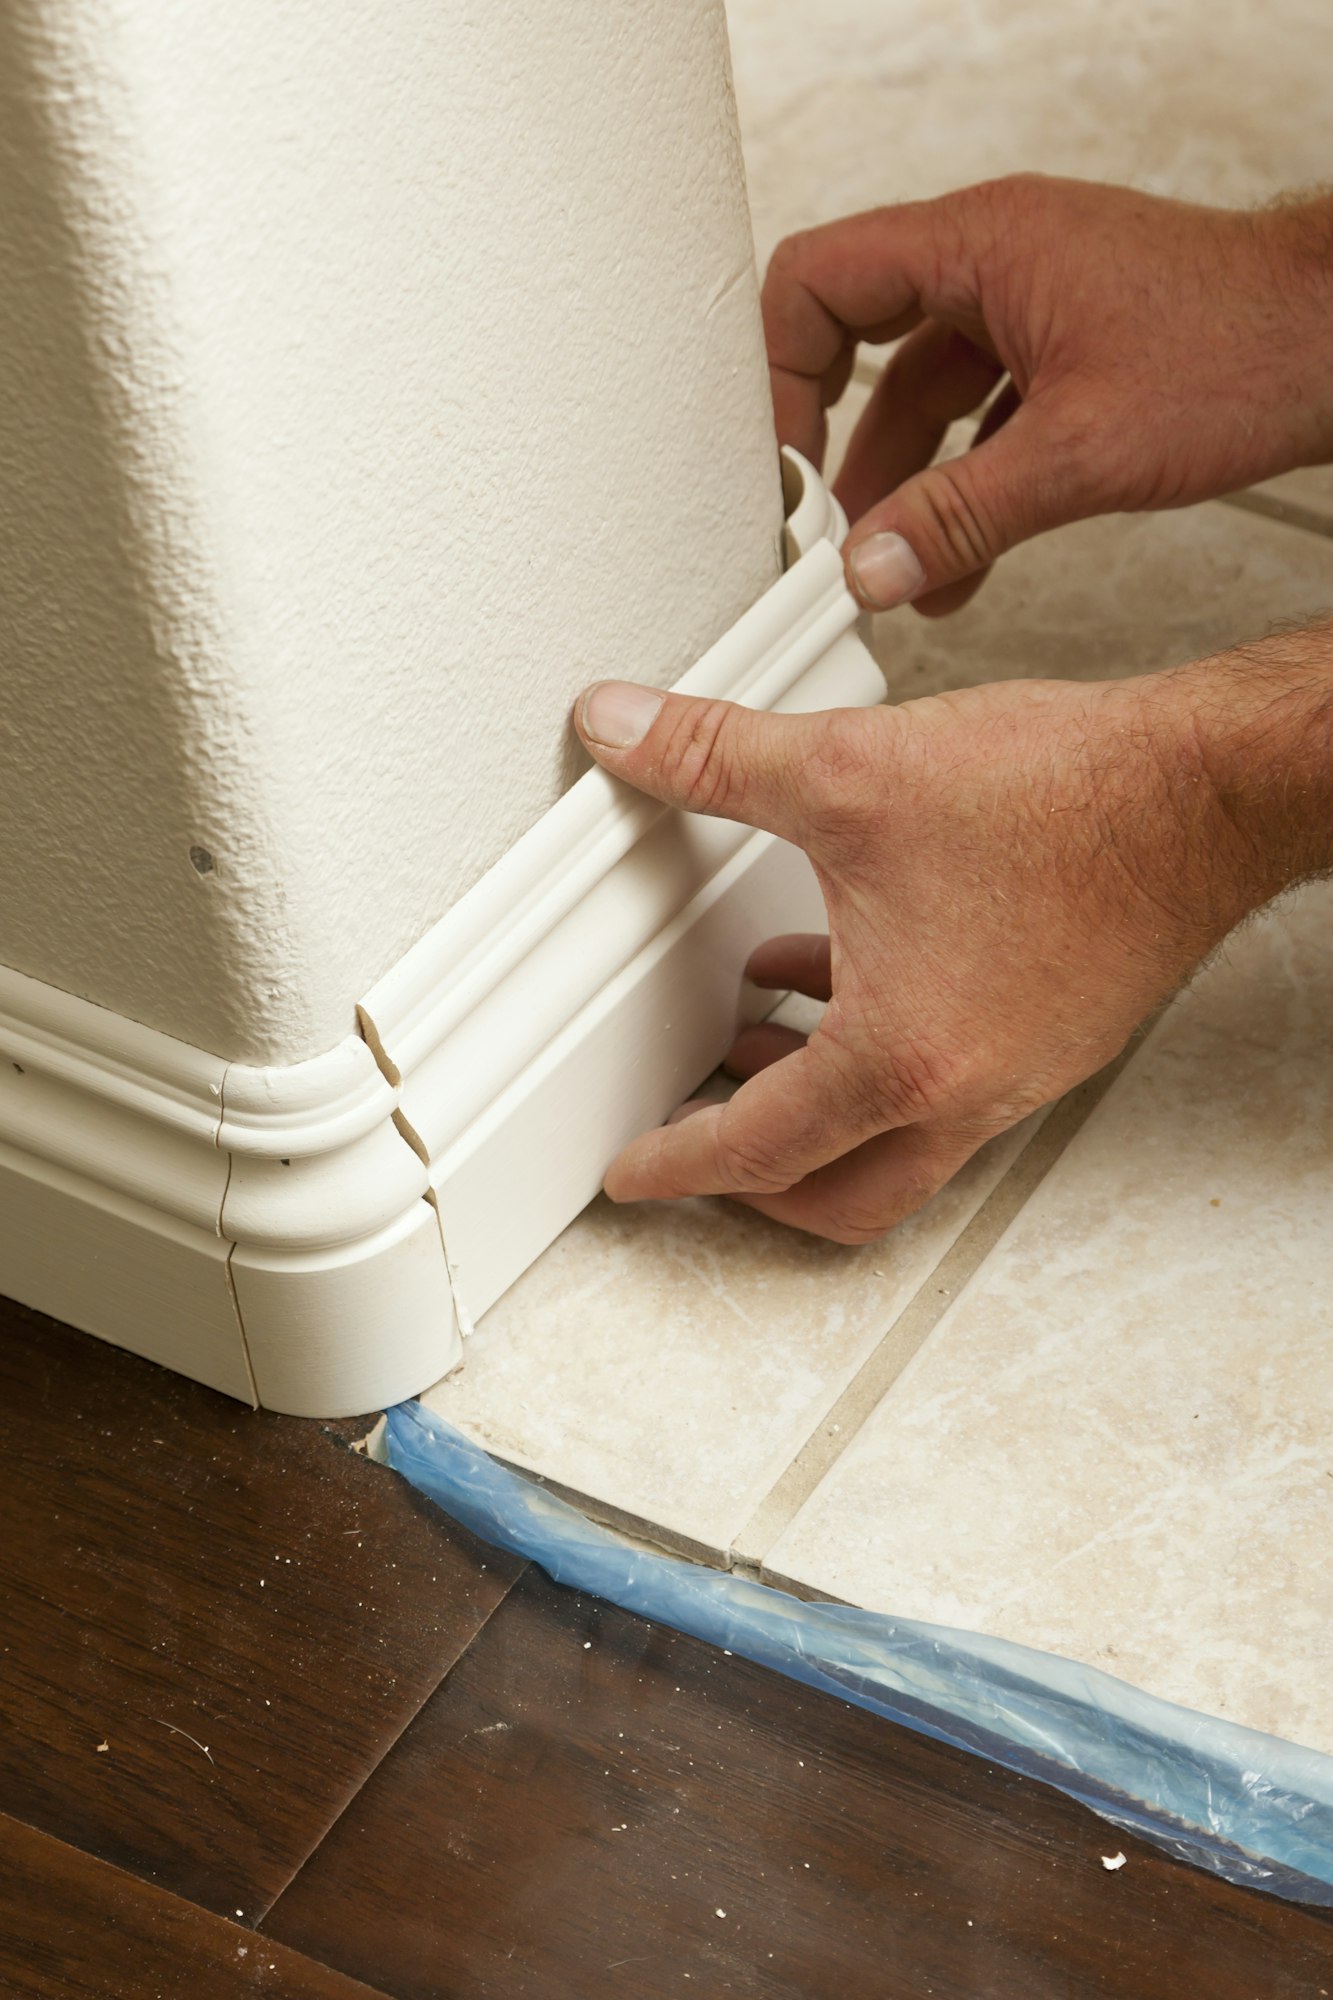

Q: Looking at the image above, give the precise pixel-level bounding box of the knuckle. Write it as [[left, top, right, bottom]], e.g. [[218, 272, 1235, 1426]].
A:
[[794, 709, 893, 847], [874, 1036, 968, 1125], [656, 698, 747, 819], [766, 227, 808, 280], [991, 169, 1048, 203], [976, 171, 1052, 228], [1038, 389, 1105, 463], [762, 229, 817, 331], [917, 460, 1001, 574], [712, 1125, 797, 1198]]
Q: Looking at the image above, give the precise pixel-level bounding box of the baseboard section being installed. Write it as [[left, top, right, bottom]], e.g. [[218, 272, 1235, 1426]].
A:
[[0, 452, 886, 1415]]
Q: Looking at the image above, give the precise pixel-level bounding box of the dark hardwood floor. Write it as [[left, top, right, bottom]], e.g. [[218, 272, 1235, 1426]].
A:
[[0, 1295, 1329, 1998]]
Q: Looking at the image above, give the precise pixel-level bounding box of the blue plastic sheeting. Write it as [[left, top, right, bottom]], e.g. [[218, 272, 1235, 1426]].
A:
[[385, 1400, 1333, 1907]]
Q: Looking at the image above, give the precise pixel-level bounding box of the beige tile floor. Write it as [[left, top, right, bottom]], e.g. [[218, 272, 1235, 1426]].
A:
[[424, 1102, 1044, 1562], [764, 883, 1333, 1756], [728, 0, 1333, 268], [427, 0, 1333, 1758]]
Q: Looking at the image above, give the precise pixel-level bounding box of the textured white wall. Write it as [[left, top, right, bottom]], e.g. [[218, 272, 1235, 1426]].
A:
[[0, 0, 782, 1065]]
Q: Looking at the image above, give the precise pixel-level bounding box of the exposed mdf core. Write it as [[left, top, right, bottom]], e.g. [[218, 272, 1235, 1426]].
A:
[[0, 0, 783, 1065]]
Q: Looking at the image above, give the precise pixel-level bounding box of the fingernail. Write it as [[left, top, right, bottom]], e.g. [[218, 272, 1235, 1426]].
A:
[[848, 531, 926, 610], [580, 680, 665, 749]]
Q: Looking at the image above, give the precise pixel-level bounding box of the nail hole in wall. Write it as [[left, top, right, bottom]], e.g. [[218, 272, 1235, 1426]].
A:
[[189, 845, 216, 875]]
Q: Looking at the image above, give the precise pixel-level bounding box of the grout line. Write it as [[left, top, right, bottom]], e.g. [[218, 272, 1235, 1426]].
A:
[[1219, 487, 1333, 542], [249, 1565, 528, 1928], [728, 1029, 1155, 1573]]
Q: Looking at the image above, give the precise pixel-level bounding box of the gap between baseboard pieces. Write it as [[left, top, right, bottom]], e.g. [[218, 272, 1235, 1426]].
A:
[[726, 1020, 1163, 1578]]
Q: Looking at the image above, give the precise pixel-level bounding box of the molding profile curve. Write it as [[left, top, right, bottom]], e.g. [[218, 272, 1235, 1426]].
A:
[[0, 453, 885, 1415]]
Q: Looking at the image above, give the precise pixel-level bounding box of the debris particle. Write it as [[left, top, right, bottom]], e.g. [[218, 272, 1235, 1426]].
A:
[[715, 1909, 726, 1919], [95, 1740, 109, 1753], [156, 1720, 214, 1763], [583, 1641, 592, 1650], [1101, 1852, 1127, 1872]]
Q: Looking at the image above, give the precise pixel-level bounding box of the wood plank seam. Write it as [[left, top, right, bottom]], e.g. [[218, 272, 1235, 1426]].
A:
[[251, 1558, 531, 1927], [0, 1806, 397, 2000]]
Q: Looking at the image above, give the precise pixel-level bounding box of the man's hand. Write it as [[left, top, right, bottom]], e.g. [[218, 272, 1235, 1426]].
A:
[[573, 644, 1332, 1242], [762, 176, 1333, 615]]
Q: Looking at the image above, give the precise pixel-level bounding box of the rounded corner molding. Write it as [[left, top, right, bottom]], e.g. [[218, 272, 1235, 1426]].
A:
[[780, 444, 848, 564], [0, 458, 881, 1416]]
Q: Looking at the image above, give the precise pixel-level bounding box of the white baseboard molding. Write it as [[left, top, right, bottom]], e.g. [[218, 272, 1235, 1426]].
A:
[[0, 452, 885, 1415]]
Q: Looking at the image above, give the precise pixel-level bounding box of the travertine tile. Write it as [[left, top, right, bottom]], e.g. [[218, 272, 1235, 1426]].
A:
[[728, 0, 1333, 268], [763, 883, 1333, 1754], [422, 1111, 1040, 1561]]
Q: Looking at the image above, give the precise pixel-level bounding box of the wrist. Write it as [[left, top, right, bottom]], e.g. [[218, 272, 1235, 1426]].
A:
[[1257, 196, 1333, 469], [1169, 624, 1333, 914]]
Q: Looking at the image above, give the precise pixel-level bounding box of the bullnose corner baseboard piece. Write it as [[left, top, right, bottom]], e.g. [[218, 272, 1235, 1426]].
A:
[[0, 451, 885, 1416]]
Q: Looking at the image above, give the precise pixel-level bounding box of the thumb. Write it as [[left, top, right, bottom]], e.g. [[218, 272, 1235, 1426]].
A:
[[574, 683, 829, 841], [843, 401, 1090, 610]]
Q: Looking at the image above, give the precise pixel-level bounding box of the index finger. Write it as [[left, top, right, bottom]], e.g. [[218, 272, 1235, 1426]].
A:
[[602, 1032, 891, 1204], [761, 192, 990, 460]]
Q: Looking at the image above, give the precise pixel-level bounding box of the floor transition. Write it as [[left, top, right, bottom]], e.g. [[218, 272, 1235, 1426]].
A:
[[1, 1298, 1331, 1998]]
